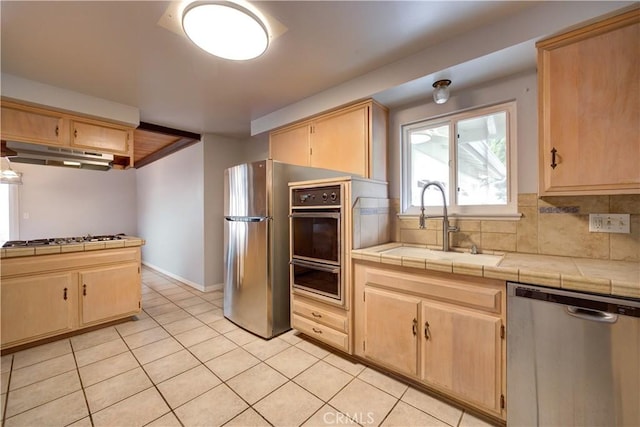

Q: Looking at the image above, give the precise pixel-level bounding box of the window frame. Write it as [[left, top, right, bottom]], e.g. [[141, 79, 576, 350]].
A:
[[401, 101, 518, 217]]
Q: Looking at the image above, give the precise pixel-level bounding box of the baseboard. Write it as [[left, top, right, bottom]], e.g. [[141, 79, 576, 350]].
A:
[[141, 261, 222, 293]]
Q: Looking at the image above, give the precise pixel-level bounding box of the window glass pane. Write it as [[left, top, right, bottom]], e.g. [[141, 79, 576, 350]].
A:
[[456, 111, 507, 205], [409, 122, 449, 207]]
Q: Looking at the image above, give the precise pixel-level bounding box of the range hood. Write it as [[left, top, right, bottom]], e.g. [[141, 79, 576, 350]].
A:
[[3, 141, 114, 171]]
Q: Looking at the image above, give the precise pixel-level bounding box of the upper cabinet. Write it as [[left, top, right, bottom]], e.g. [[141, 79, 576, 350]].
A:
[[1, 102, 67, 146], [537, 8, 640, 196], [1, 99, 135, 168], [269, 99, 388, 181], [71, 119, 131, 155]]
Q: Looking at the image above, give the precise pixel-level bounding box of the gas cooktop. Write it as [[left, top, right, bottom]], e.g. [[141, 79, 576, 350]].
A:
[[2, 234, 126, 248]]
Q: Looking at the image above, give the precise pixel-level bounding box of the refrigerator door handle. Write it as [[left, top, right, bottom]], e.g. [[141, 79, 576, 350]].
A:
[[225, 216, 270, 222]]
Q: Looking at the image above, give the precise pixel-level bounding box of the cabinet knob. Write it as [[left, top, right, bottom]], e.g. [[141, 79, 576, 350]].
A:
[[550, 147, 558, 169]]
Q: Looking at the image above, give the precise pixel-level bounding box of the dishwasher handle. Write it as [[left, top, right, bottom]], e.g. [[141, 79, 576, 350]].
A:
[[566, 306, 618, 323]]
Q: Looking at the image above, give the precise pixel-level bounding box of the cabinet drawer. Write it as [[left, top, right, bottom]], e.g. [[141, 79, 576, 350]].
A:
[[292, 314, 348, 352], [292, 299, 347, 332]]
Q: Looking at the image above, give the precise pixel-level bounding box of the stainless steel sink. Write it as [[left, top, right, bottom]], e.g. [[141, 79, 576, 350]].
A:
[[380, 246, 503, 266]]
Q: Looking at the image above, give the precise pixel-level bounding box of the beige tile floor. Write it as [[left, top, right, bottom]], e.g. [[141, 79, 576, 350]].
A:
[[0, 267, 497, 427]]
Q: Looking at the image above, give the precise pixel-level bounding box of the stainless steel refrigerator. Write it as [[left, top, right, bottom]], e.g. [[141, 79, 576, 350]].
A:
[[223, 159, 343, 338]]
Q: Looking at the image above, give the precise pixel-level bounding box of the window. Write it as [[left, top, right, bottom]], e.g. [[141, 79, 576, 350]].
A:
[[402, 102, 517, 217]]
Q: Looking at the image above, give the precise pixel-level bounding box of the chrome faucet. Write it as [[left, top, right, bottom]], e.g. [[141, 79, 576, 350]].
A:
[[419, 181, 459, 252]]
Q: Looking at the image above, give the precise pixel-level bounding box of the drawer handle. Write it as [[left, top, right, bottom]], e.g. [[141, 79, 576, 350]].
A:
[[55, 126, 59, 137], [63, 287, 67, 301], [311, 312, 322, 318], [74, 129, 78, 138], [412, 318, 417, 336], [83, 284, 87, 296], [312, 327, 322, 334], [550, 147, 558, 169], [424, 321, 430, 340]]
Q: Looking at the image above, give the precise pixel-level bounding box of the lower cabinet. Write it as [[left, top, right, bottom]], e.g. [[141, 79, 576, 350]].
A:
[[291, 294, 350, 353], [80, 263, 141, 326], [0, 247, 141, 350], [354, 261, 506, 420], [0, 272, 76, 346]]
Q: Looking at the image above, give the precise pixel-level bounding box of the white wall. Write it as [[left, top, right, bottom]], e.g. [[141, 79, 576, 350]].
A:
[[203, 134, 246, 287], [136, 142, 205, 287], [388, 70, 538, 202], [12, 163, 137, 240]]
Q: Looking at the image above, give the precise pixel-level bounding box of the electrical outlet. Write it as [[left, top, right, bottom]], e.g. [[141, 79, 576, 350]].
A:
[[589, 214, 630, 233]]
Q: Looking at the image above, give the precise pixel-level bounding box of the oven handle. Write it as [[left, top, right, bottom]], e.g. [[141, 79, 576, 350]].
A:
[[289, 212, 341, 219], [290, 259, 340, 274]]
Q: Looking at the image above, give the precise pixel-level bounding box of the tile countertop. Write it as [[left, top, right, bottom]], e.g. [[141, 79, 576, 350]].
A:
[[0, 235, 145, 259], [352, 242, 640, 299]]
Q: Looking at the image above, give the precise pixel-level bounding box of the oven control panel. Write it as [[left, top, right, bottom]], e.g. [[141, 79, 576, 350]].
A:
[[292, 185, 341, 207]]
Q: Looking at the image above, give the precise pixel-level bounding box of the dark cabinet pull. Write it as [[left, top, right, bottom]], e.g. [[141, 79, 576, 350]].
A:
[[311, 312, 322, 318], [551, 147, 558, 169], [424, 321, 430, 340], [412, 318, 417, 336], [83, 284, 87, 296], [63, 287, 67, 300], [55, 126, 59, 136], [74, 129, 78, 138], [312, 327, 322, 334]]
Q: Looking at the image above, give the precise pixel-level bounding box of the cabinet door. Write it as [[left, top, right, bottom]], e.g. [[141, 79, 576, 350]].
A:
[[310, 105, 368, 176], [269, 122, 311, 166], [80, 263, 140, 326], [71, 120, 131, 154], [1, 273, 75, 347], [1, 105, 66, 146], [421, 301, 501, 412], [363, 287, 420, 376], [538, 11, 640, 195]]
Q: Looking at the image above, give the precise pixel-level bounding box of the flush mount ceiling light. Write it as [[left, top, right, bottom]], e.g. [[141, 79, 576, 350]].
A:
[[182, 1, 269, 61], [432, 79, 452, 104]]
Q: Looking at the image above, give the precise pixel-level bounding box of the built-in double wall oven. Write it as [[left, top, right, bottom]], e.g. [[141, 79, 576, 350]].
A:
[[290, 184, 344, 306]]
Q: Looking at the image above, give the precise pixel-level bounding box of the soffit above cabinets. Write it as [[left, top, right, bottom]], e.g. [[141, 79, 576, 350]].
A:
[[133, 122, 201, 168]]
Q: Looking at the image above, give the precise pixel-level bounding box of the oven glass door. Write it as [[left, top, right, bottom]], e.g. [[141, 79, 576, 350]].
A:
[[291, 211, 340, 264], [291, 259, 341, 302]]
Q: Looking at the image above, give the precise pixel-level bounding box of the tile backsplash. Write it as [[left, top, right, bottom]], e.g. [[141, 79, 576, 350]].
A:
[[390, 194, 640, 262]]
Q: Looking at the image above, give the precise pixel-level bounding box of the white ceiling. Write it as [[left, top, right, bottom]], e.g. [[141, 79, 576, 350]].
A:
[[0, 1, 633, 138]]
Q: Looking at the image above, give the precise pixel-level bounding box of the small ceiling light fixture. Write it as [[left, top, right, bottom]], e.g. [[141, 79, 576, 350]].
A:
[[0, 157, 23, 185], [432, 79, 452, 104], [182, 0, 270, 61]]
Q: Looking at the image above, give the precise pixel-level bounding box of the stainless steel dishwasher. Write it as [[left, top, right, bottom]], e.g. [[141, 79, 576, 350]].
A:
[[507, 282, 640, 427]]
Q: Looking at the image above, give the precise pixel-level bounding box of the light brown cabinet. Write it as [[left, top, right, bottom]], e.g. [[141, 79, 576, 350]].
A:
[[269, 100, 388, 181], [537, 8, 640, 195], [79, 263, 141, 326], [71, 119, 132, 155], [362, 287, 420, 377], [291, 294, 350, 353], [1, 99, 135, 167], [420, 301, 501, 413], [0, 272, 76, 346], [1, 103, 67, 146], [354, 261, 506, 419], [0, 247, 141, 350]]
